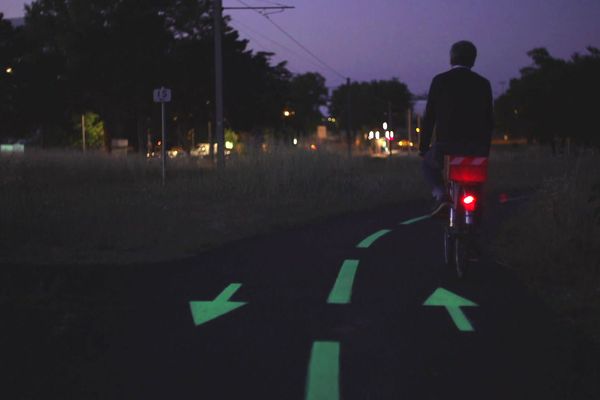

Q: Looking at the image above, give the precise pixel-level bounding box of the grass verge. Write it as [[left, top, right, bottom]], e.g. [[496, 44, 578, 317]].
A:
[[494, 155, 600, 347]]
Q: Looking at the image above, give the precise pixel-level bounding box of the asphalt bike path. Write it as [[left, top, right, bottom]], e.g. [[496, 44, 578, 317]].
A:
[[13, 196, 596, 399]]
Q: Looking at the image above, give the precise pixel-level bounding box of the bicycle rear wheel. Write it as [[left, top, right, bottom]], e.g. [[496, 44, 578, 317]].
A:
[[455, 236, 470, 278], [444, 227, 454, 266]]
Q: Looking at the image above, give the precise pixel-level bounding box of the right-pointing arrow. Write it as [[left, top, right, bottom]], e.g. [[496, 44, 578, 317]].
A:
[[423, 288, 478, 331]]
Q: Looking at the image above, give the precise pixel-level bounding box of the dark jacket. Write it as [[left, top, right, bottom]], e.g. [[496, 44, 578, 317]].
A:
[[419, 67, 494, 155]]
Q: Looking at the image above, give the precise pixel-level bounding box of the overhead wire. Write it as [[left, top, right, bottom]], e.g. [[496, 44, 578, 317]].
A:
[[234, 0, 348, 81], [229, 18, 337, 74], [230, 24, 304, 75]]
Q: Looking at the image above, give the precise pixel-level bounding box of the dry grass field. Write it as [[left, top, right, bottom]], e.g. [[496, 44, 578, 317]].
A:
[[0, 147, 428, 265], [0, 145, 582, 265]]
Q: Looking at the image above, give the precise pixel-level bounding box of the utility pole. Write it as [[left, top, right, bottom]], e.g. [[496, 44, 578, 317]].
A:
[[407, 108, 412, 154], [387, 101, 392, 157], [346, 77, 352, 157], [213, 0, 225, 170], [81, 114, 86, 152], [416, 114, 421, 150], [213, 1, 294, 169]]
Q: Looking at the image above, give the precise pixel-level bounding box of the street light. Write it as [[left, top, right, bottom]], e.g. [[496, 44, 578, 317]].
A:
[[5, 67, 13, 74]]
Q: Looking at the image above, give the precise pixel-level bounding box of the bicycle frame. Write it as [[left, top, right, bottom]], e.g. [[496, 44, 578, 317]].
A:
[[444, 156, 488, 278]]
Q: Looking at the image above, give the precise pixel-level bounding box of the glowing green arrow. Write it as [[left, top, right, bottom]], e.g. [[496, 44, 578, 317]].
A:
[[423, 288, 478, 331], [189, 283, 247, 326]]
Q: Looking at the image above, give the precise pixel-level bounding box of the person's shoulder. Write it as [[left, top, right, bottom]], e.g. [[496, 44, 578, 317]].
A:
[[468, 70, 491, 86], [434, 70, 454, 81]]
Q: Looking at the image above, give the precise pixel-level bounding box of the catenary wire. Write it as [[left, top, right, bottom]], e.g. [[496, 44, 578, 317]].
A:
[[234, 0, 348, 80], [229, 18, 338, 75]]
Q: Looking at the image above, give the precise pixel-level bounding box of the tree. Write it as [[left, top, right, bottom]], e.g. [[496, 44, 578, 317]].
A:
[[11, 0, 298, 150], [495, 47, 600, 148], [286, 72, 328, 137], [0, 13, 20, 140], [330, 78, 412, 133]]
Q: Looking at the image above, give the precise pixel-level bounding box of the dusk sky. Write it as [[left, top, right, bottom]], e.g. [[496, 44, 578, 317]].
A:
[[2, 0, 600, 97]]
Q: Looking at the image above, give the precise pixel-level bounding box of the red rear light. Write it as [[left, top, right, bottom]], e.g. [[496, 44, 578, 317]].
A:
[[462, 194, 477, 212]]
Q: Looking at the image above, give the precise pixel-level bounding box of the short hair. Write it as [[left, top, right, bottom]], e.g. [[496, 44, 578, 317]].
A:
[[450, 41, 477, 68]]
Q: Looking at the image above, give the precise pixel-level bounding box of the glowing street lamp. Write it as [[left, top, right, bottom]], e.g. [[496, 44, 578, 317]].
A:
[[382, 122, 388, 130], [5, 67, 13, 74], [283, 110, 291, 117]]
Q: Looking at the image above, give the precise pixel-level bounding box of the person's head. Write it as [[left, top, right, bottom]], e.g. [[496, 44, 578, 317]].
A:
[[450, 41, 477, 68]]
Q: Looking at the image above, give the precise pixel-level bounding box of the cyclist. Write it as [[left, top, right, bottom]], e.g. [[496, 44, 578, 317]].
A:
[[419, 40, 494, 214]]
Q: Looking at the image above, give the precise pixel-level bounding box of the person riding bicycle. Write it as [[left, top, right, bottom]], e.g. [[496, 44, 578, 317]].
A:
[[419, 40, 494, 214]]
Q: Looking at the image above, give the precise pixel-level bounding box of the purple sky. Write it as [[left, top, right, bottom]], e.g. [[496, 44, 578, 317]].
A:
[[3, 0, 600, 97]]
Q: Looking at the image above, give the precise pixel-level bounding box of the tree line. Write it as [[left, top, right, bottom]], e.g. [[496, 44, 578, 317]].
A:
[[0, 1, 414, 152], [495, 47, 600, 150]]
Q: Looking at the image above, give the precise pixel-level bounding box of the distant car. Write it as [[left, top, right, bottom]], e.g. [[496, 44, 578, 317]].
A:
[[190, 143, 211, 157], [167, 146, 187, 158], [397, 139, 415, 151], [190, 143, 231, 157]]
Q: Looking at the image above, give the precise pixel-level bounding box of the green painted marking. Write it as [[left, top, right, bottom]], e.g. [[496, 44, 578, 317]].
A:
[[423, 287, 478, 332], [327, 260, 359, 304], [189, 283, 247, 326], [356, 229, 391, 248], [305, 341, 340, 400], [399, 214, 431, 225]]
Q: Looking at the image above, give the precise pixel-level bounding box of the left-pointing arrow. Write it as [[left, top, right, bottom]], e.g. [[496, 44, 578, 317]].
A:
[[189, 283, 247, 326]]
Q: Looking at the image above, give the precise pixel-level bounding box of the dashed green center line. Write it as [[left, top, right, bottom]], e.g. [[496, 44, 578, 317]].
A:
[[399, 214, 431, 225], [327, 260, 359, 304], [356, 229, 391, 248], [305, 341, 340, 400]]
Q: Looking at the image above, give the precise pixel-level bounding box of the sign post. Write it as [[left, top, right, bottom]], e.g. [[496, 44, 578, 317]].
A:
[[153, 87, 172, 186]]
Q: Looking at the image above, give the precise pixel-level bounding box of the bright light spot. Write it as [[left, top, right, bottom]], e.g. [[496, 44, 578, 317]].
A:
[[368, 131, 374, 140], [375, 131, 380, 139], [409, 141, 413, 147], [462, 194, 477, 212], [416, 127, 421, 133], [293, 138, 298, 145], [385, 131, 390, 139], [331, 117, 336, 123], [382, 122, 388, 130], [283, 110, 291, 117], [225, 141, 234, 150], [463, 195, 475, 204], [157, 140, 162, 146], [310, 144, 317, 150], [5, 67, 13, 74], [390, 131, 394, 139], [504, 134, 509, 141]]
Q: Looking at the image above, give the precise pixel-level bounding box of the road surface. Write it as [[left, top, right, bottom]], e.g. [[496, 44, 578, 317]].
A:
[[5, 195, 599, 399]]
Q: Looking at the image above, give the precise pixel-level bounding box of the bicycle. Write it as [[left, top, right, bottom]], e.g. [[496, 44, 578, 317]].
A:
[[442, 155, 488, 278]]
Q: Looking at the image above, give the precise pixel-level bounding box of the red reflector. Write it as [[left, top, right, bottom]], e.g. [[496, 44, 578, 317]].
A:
[[448, 157, 488, 183]]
